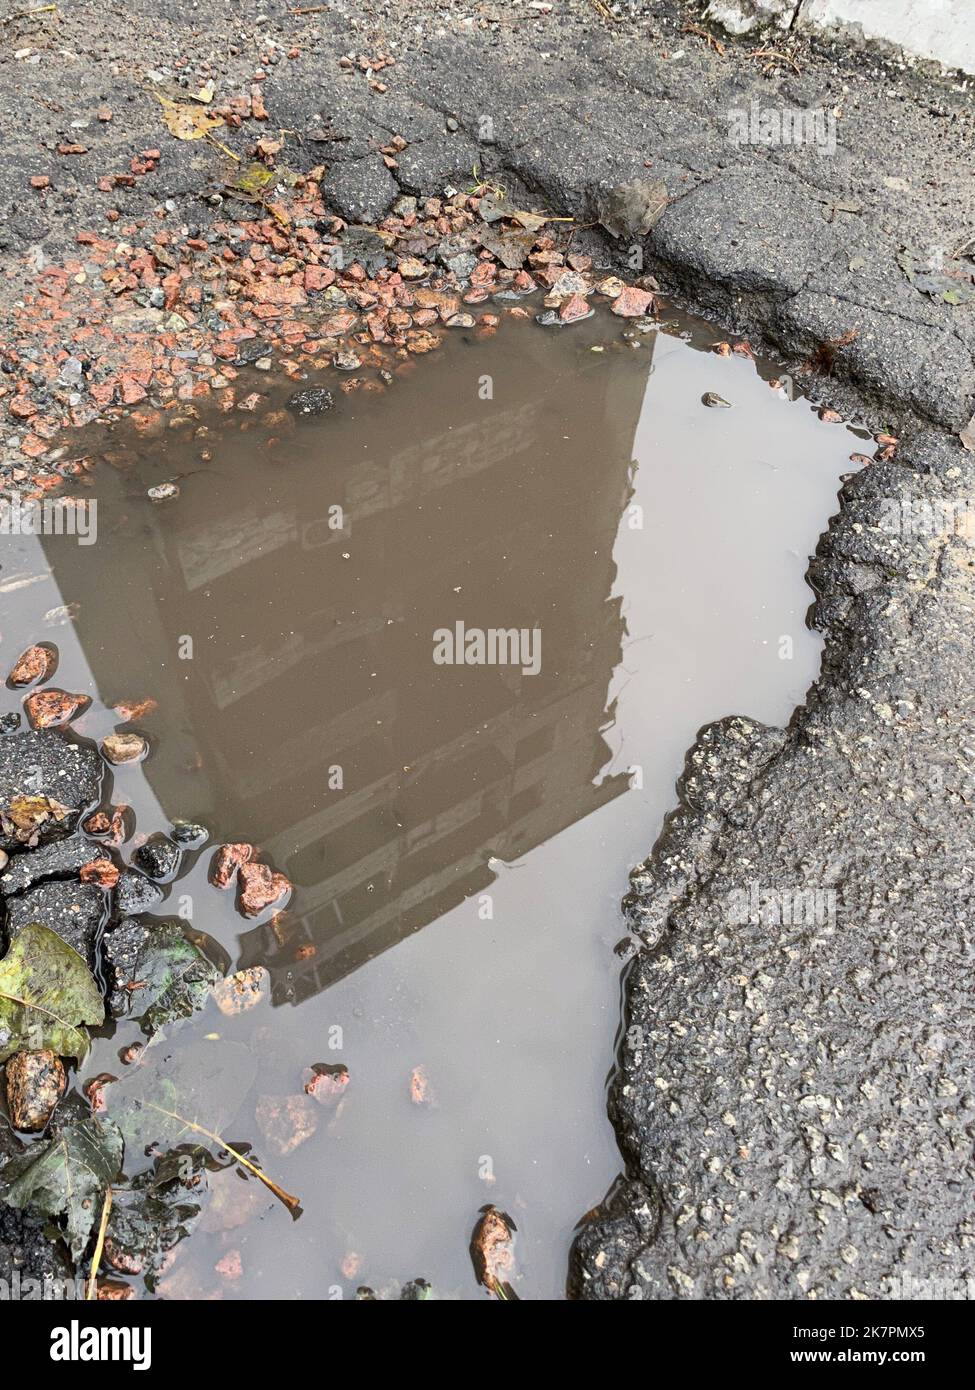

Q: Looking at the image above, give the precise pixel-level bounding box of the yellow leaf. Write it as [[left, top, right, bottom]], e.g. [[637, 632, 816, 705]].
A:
[[156, 94, 225, 142], [230, 161, 276, 195]]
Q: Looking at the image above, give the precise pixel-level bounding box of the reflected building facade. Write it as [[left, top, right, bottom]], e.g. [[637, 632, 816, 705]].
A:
[[46, 326, 653, 1001]]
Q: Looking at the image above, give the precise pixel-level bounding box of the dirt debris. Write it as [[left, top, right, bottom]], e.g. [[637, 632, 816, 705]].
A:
[[0, 79, 661, 497]]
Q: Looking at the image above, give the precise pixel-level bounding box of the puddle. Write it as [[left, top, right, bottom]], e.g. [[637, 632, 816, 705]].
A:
[[0, 308, 870, 1298]]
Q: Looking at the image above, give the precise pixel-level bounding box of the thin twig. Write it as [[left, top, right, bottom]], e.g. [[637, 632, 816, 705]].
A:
[[85, 1186, 112, 1300], [682, 22, 726, 57], [746, 46, 802, 75], [205, 130, 240, 162], [146, 1103, 302, 1218], [1, 4, 56, 25]]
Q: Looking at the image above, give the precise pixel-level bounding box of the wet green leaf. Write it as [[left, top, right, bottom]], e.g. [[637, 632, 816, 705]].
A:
[[0, 1096, 123, 1261], [105, 1039, 300, 1216], [105, 1038, 257, 1170], [105, 1153, 203, 1290], [106, 920, 220, 1034], [0, 922, 104, 1062]]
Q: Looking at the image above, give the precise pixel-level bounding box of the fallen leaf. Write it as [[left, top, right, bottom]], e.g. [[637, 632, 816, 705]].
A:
[[103, 1157, 202, 1290], [597, 178, 668, 240], [474, 224, 536, 271], [104, 1037, 255, 1167], [0, 921, 105, 1062], [0, 794, 71, 847], [227, 160, 276, 196], [0, 1094, 122, 1261], [470, 1205, 518, 1299], [104, 1038, 300, 1217], [105, 920, 220, 1034], [156, 94, 225, 142]]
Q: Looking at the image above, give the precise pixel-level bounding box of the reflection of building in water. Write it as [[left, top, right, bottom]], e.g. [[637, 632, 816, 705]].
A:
[[49, 327, 652, 1000]]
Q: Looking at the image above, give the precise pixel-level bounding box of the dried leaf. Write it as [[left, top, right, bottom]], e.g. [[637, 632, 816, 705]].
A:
[[474, 224, 536, 271], [229, 160, 276, 196], [0, 794, 71, 847], [156, 94, 225, 142], [112, 697, 158, 721], [470, 1205, 519, 1299]]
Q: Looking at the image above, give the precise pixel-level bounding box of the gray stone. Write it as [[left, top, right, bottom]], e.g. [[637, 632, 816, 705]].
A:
[[5, 880, 105, 969], [132, 834, 181, 882], [597, 178, 668, 240], [0, 838, 98, 897], [287, 387, 334, 417], [0, 732, 102, 852], [325, 158, 397, 225], [115, 868, 164, 916], [170, 819, 208, 847]]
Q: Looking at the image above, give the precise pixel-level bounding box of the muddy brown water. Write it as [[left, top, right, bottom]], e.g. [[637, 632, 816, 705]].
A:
[[0, 308, 870, 1298]]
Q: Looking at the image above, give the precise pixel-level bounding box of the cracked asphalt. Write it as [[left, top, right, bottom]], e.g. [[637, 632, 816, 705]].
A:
[[1, 0, 973, 1300]]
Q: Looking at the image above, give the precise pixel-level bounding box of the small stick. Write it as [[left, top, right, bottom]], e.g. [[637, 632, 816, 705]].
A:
[[85, 1186, 113, 1300], [1, 5, 56, 24], [746, 46, 802, 74], [682, 22, 726, 56], [147, 1103, 302, 1218], [205, 130, 240, 162]]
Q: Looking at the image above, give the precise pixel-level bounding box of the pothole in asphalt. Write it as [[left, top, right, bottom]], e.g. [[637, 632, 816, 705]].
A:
[[0, 307, 872, 1298]]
